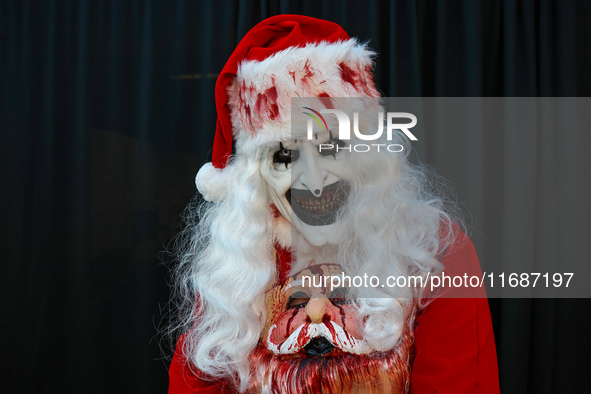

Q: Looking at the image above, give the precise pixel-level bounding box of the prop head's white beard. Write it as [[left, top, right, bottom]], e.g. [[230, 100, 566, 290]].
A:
[[246, 330, 414, 394]]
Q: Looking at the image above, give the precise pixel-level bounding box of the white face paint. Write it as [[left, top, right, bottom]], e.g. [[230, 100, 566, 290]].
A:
[[260, 131, 352, 246]]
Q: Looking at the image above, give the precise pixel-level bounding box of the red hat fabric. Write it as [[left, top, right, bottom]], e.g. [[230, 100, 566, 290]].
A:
[[212, 15, 350, 169]]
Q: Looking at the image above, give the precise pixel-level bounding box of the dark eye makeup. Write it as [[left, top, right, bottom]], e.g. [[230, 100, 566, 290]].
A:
[[317, 131, 347, 157], [273, 133, 346, 168], [273, 142, 300, 168]]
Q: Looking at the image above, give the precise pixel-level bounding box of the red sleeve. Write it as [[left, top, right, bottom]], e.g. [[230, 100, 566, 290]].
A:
[[411, 232, 500, 393], [168, 334, 234, 394]]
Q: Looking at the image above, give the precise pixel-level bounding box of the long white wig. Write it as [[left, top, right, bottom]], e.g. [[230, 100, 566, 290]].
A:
[[170, 40, 462, 392]]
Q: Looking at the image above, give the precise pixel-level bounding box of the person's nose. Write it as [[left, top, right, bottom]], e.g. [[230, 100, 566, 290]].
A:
[[297, 150, 327, 197], [305, 296, 331, 323]]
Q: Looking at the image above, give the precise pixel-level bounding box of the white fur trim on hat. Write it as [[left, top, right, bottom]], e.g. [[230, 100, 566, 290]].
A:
[[227, 39, 380, 154], [195, 162, 228, 202]]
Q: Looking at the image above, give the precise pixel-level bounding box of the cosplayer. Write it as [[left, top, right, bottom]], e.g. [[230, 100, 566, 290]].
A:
[[169, 15, 500, 393]]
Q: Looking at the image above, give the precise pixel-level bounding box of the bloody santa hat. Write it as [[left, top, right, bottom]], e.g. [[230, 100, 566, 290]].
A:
[[196, 15, 381, 202]]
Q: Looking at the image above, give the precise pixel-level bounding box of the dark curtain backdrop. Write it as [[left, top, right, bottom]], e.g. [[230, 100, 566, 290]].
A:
[[2, 1, 590, 393]]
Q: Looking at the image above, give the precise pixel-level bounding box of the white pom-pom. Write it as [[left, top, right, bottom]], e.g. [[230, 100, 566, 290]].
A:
[[195, 162, 228, 202]]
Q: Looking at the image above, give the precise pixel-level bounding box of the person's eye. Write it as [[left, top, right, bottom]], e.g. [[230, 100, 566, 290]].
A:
[[329, 287, 355, 306], [287, 291, 309, 309], [318, 132, 347, 157], [273, 142, 299, 169]]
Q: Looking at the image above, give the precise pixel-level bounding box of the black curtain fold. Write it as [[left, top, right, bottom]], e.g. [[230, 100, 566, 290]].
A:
[[2, 1, 590, 393]]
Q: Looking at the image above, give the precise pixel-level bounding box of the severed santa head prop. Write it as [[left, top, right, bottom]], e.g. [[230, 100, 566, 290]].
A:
[[246, 264, 413, 394], [174, 15, 457, 393]]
